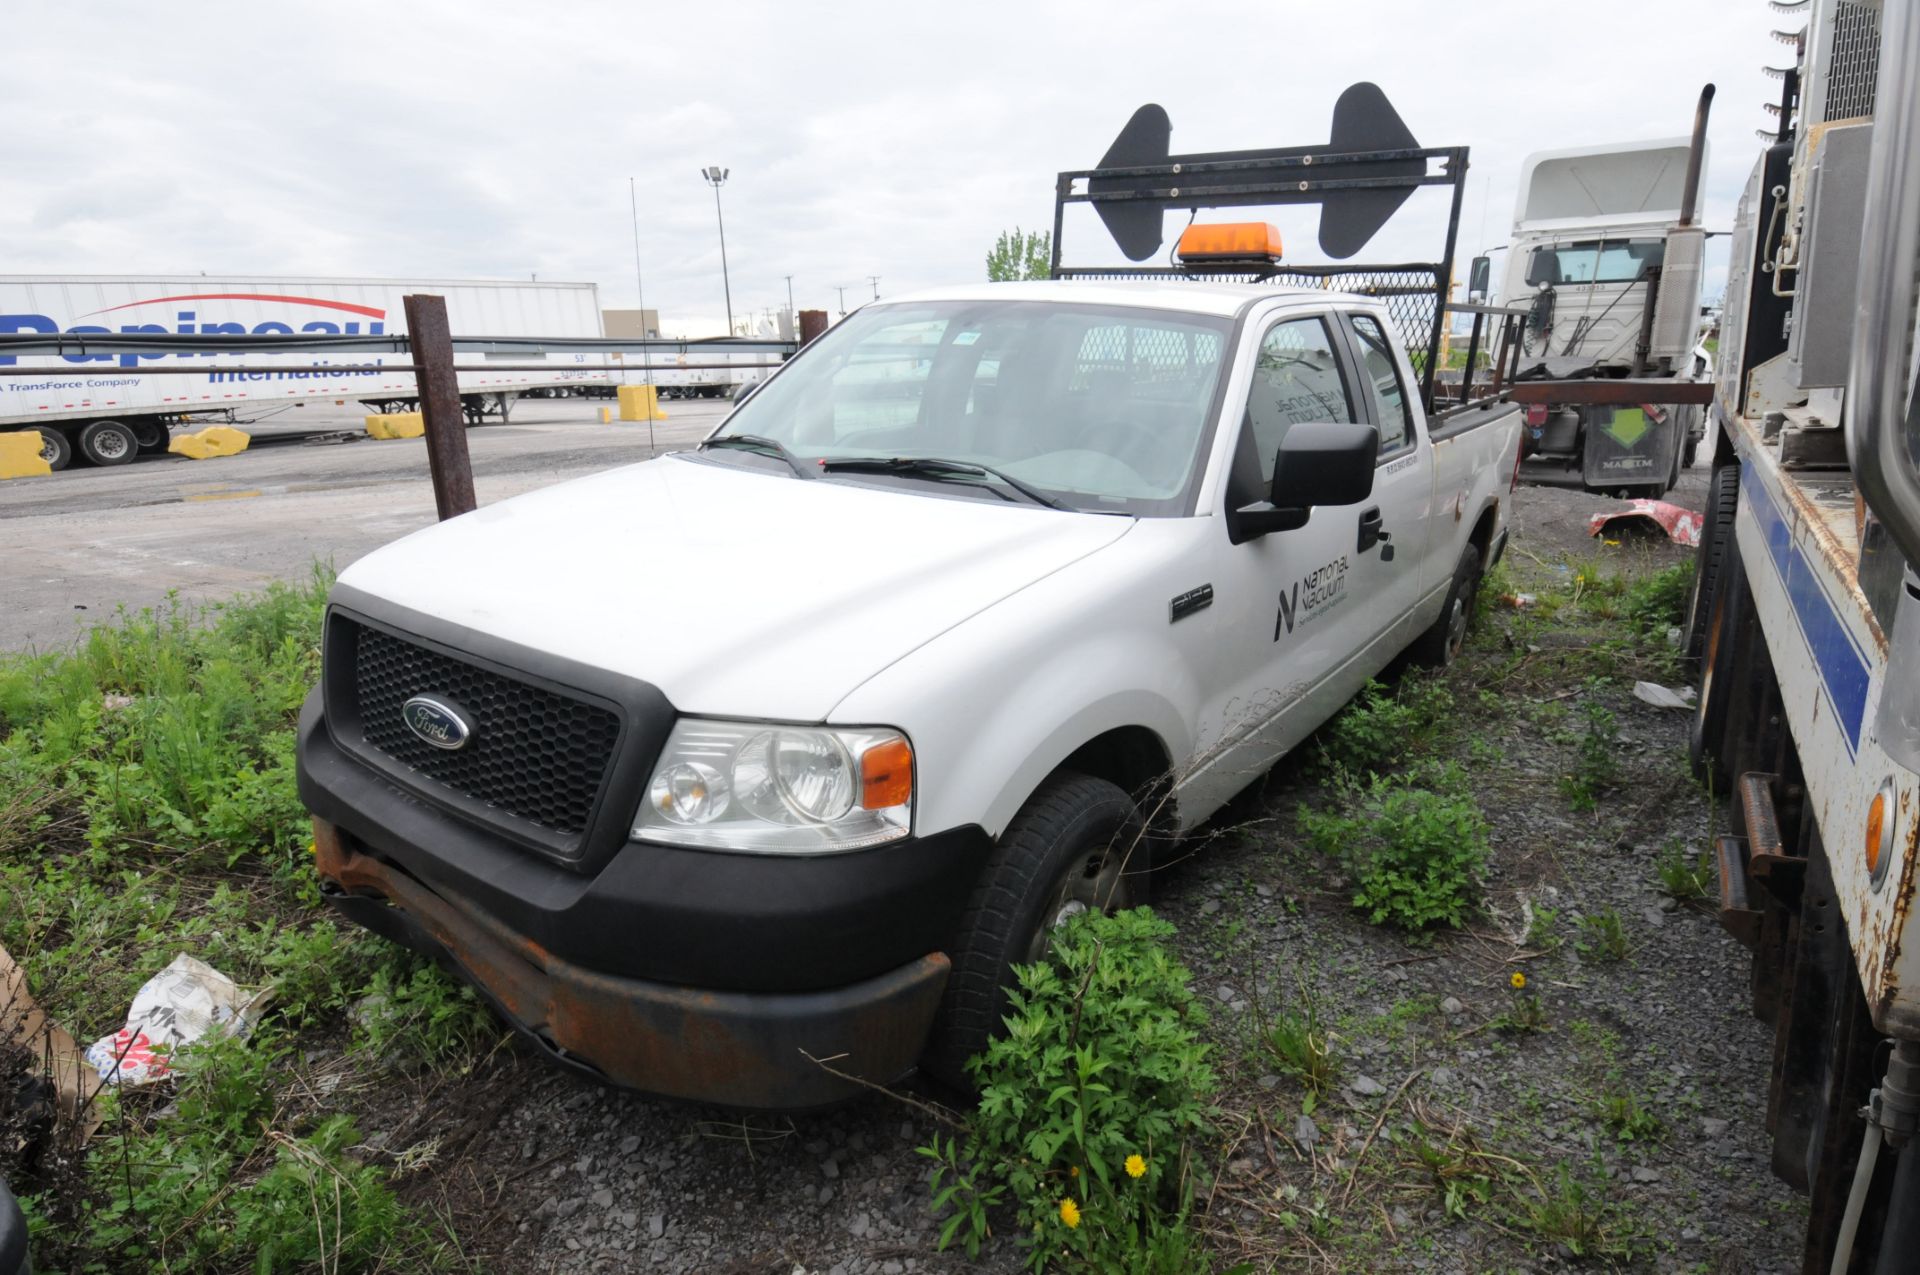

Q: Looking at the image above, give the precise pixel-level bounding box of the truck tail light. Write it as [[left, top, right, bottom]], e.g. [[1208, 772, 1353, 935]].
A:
[[1524, 404, 1549, 427]]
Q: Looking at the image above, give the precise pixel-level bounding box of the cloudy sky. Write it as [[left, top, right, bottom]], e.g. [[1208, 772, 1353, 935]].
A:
[[8, 0, 1781, 336]]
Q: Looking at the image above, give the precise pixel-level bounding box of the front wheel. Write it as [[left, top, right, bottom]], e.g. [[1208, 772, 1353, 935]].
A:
[[921, 772, 1145, 1089], [1411, 542, 1483, 667]]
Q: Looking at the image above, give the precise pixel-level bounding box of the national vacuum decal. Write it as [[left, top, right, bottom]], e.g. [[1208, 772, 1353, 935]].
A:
[[0, 293, 391, 369], [1275, 555, 1350, 638]]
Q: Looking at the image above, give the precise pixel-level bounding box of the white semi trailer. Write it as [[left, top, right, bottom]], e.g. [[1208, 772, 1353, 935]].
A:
[[0, 275, 609, 469]]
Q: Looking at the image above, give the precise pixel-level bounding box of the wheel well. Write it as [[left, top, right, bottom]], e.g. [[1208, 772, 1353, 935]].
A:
[[1058, 726, 1177, 840], [1469, 503, 1499, 568]]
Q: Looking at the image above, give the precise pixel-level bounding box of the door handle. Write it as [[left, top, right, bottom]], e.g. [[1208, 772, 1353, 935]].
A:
[[1357, 507, 1385, 553]]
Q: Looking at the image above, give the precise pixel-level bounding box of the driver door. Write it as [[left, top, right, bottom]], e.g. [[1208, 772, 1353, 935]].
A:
[[1183, 311, 1378, 812]]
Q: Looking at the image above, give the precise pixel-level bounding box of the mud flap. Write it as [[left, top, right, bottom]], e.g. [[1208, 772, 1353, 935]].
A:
[[1582, 404, 1678, 490]]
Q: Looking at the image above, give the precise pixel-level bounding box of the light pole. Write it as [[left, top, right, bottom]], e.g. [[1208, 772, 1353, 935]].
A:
[[834, 284, 848, 316], [700, 165, 734, 336], [868, 275, 881, 301], [784, 274, 795, 327]]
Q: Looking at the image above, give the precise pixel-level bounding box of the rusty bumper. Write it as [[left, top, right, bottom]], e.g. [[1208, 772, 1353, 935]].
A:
[[313, 819, 950, 1110]]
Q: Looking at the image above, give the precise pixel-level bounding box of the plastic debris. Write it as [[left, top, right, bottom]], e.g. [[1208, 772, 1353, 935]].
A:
[[1587, 498, 1704, 547], [1500, 593, 1538, 609], [83, 954, 270, 1086], [1632, 680, 1696, 710]]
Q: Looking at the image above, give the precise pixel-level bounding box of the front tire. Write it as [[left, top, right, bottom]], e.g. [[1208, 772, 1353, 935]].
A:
[[921, 773, 1144, 1089], [1684, 465, 1740, 667], [1411, 542, 1483, 667]]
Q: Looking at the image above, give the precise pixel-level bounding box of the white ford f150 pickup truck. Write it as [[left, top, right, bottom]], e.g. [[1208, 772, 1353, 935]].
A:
[[297, 273, 1523, 1107]]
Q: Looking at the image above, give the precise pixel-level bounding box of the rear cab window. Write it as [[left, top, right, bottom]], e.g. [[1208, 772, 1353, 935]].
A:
[[1346, 313, 1415, 458]]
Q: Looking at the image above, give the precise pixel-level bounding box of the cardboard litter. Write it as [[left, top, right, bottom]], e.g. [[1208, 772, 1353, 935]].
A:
[[82, 953, 271, 1087], [1, 943, 100, 1141]]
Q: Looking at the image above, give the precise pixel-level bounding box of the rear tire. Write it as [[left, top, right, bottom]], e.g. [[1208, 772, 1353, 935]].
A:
[[921, 772, 1144, 1090], [30, 428, 71, 471], [1684, 464, 1740, 666], [76, 419, 138, 467], [1410, 542, 1483, 668]]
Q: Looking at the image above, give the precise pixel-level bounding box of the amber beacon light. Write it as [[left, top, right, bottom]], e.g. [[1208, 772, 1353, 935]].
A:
[[1175, 222, 1285, 265]]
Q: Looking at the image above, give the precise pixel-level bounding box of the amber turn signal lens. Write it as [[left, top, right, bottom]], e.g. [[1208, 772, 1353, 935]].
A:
[[1866, 792, 1888, 878], [859, 738, 914, 810]]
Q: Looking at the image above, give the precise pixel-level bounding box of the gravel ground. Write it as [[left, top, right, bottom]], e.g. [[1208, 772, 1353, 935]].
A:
[[329, 469, 1806, 1274]]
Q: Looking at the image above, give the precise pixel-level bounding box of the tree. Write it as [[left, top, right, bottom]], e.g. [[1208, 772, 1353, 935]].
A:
[[985, 227, 1052, 281]]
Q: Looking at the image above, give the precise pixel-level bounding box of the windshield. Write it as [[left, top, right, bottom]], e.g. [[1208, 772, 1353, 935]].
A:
[[1526, 238, 1664, 287], [711, 299, 1234, 515]]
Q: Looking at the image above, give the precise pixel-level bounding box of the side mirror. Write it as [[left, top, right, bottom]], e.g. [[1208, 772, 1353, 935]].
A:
[[1468, 255, 1491, 302], [1229, 421, 1379, 544]]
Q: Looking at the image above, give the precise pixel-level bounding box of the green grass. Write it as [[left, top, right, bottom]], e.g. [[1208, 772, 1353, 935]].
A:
[[0, 572, 485, 1273]]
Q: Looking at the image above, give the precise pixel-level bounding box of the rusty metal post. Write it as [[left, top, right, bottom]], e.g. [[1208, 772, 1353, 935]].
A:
[[798, 309, 829, 346], [403, 294, 476, 520]]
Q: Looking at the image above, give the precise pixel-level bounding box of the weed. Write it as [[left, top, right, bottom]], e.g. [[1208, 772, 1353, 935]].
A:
[[1593, 1083, 1663, 1143], [1300, 767, 1489, 931], [921, 907, 1215, 1273], [1259, 982, 1337, 1096], [1655, 840, 1714, 903], [1496, 970, 1548, 1034], [1311, 676, 1454, 779], [1519, 1164, 1630, 1258], [1577, 909, 1631, 962], [352, 952, 496, 1071], [1523, 905, 1561, 952], [1625, 562, 1694, 633], [1559, 698, 1620, 812]]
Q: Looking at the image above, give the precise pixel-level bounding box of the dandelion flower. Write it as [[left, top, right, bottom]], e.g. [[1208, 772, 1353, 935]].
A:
[[1125, 1154, 1147, 1179], [1510, 971, 1528, 990], [1059, 1197, 1081, 1229]]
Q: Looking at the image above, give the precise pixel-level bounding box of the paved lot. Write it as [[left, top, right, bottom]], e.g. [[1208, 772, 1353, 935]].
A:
[[0, 399, 731, 652]]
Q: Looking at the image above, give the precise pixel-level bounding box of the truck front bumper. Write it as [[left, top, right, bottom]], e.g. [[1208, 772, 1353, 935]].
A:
[[313, 818, 950, 1109]]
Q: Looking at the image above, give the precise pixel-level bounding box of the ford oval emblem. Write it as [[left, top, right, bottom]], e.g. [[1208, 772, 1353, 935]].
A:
[[401, 695, 474, 751]]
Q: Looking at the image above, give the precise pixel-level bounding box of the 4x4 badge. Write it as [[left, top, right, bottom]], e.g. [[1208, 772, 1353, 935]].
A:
[[401, 696, 474, 750]]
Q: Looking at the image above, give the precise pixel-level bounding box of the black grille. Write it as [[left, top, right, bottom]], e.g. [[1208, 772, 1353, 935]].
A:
[[348, 622, 622, 845]]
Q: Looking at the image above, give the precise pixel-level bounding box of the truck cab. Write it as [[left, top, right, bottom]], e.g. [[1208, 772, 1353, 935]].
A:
[[1480, 133, 1713, 493], [297, 270, 1522, 1108]]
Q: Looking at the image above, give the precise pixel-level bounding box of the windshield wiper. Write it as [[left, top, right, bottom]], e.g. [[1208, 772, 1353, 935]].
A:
[[699, 433, 814, 479], [816, 456, 1071, 510]]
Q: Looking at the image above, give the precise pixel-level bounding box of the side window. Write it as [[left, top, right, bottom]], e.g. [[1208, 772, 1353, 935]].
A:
[[1348, 314, 1413, 454], [1245, 316, 1353, 482]]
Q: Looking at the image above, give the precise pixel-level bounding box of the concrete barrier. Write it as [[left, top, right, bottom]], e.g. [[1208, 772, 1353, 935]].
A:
[[0, 431, 53, 479], [618, 384, 668, 422], [167, 425, 252, 460], [365, 412, 425, 440]]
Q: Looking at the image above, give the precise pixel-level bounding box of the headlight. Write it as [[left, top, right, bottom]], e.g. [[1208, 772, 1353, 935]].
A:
[[633, 719, 913, 853]]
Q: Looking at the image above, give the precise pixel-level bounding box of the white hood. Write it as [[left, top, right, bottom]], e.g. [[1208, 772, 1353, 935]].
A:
[[337, 454, 1136, 721]]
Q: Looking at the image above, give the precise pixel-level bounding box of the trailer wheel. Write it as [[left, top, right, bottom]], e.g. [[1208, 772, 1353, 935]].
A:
[[132, 420, 169, 455], [30, 428, 71, 471], [1684, 464, 1740, 666], [76, 419, 138, 467], [921, 772, 1143, 1091]]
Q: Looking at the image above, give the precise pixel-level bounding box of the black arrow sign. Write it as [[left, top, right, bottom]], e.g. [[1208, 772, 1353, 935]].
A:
[[1085, 82, 1429, 262]]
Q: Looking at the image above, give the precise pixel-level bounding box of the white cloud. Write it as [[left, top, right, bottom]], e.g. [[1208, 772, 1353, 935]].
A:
[[4, 0, 1780, 332]]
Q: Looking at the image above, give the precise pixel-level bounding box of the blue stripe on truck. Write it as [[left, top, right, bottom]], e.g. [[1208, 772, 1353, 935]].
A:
[[1743, 462, 1871, 756]]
